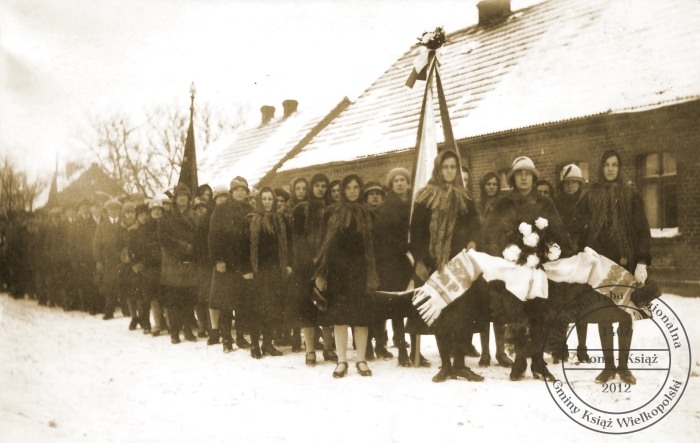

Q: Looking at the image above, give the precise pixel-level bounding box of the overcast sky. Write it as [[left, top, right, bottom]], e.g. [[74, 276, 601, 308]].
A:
[[0, 0, 542, 182]]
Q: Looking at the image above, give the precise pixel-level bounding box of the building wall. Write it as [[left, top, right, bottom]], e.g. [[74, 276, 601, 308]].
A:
[[461, 100, 700, 293]]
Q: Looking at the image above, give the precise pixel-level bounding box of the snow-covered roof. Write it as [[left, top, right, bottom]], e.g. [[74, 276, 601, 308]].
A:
[[280, 0, 700, 172], [198, 100, 349, 188]]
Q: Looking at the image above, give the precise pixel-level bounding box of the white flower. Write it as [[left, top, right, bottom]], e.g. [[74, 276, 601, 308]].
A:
[[547, 243, 561, 261], [421, 32, 434, 44], [523, 232, 540, 248], [535, 217, 549, 230], [526, 254, 540, 268], [503, 244, 521, 263], [518, 222, 532, 236]]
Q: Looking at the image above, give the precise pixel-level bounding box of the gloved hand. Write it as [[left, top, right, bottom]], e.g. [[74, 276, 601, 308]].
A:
[[243, 273, 253, 280], [634, 263, 647, 284], [215, 262, 226, 273], [415, 260, 430, 282]]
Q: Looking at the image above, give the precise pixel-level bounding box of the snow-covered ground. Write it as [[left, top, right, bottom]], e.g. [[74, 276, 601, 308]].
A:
[[1, 294, 698, 443]]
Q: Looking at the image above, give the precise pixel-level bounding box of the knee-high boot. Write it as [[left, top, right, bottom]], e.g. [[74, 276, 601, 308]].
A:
[[432, 334, 454, 382], [168, 308, 180, 343], [494, 323, 513, 367], [478, 322, 491, 367]]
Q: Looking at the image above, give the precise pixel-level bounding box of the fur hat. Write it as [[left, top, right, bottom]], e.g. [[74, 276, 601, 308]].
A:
[[193, 197, 207, 209], [386, 167, 411, 188], [148, 198, 163, 210], [506, 156, 540, 186], [230, 176, 249, 192], [122, 201, 137, 213], [173, 184, 191, 198], [274, 188, 290, 201], [212, 185, 229, 199], [104, 199, 122, 210], [363, 181, 385, 197], [135, 203, 149, 215], [560, 164, 585, 184]]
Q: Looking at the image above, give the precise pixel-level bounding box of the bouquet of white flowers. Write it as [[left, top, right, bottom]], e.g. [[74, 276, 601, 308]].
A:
[[502, 217, 560, 269]]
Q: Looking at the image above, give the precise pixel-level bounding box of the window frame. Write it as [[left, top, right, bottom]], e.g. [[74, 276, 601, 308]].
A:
[[636, 151, 678, 230]]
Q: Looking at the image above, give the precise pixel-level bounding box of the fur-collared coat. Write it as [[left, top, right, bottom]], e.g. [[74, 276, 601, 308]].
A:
[[158, 206, 198, 288], [208, 199, 253, 311], [373, 191, 413, 292]]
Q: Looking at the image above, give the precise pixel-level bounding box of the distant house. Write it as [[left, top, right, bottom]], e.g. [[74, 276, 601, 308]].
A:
[[198, 98, 351, 190], [49, 163, 125, 208], [268, 0, 700, 294]]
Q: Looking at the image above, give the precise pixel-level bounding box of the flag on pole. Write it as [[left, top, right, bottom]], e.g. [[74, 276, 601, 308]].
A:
[[178, 83, 198, 192], [47, 154, 59, 207]]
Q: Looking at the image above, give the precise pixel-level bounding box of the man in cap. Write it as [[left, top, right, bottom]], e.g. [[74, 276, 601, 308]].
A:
[[72, 199, 102, 314]]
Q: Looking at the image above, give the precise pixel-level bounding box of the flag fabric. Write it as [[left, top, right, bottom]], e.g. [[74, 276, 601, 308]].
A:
[[47, 156, 59, 207], [178, 111, 198, 192]]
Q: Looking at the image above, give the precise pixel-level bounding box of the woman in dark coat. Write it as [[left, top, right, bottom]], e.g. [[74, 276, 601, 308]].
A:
[[570, 150, 651, 385], [315, 174, 378, 378], [193, 199, 212, 339], [287, 173, 337, 365], [373, 167, 413, 365], [130, 200, 163, 335], [484, 156, 573, 381], [475, 171, 512, 368], [281, 177, 309, 352], [249, 187, 292, 357], [208, 176, 255, 354], [410, 150, 484, 382], [158, 184, 199, 344]]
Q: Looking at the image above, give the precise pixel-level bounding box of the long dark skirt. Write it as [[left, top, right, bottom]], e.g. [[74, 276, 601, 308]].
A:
[[284, 266, 320, 328], [252, 267, 285, 330], [162, 285, 197, 310]]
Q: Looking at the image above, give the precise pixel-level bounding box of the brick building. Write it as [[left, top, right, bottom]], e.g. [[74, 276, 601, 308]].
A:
[[266, 0, 700, 293]]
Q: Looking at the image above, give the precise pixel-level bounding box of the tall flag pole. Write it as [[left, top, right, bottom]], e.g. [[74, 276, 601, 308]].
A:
[[405, 27, 462, 366], [178, 82, 198, 193]]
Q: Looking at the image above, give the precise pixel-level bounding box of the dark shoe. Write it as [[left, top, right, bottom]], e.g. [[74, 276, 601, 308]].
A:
[[151, 328, 161, 337], [432, 366, 454, 383], [365, 342, 375, 361], [617, 369, 636, 385], [291, 344, 302, 353], [398, 349, 411, 367], [275, 337, 291, 347], [171, 335, 181, 345], [143, 328, 151, 335], [479, 354, 491, 367], [223, 342, 234, 353], [250, 347, 262, 359], [408, 353, 431, 368], [496, 352, 514, 368], [465, 344, 481, 358], [375, 346, 394, 359], [197, 329, 208, 338], [595, 369, 617, 384], [102, 313, 114, 320], [333, 362, 348, 379], [531, 360, 555, 382], [128, 319, 138, 330], [394, 339, 409, 349], [453, 366, 485, 382], [237, 337, 252, 349], [510, 357, 527, 381], [207, 330, 220, 346], [306, 352, 317, 366], [577, 346, 590, 363], [183, 329, 197, 342], [323, 349, 338, 362], [262, 344, 283, 356], [356, 361, 372, 377]]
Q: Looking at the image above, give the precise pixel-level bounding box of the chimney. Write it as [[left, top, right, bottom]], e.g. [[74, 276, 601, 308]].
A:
[[477, 0, 511, 26], [282, 100, 298, 118], [260, 105, 275, 125]]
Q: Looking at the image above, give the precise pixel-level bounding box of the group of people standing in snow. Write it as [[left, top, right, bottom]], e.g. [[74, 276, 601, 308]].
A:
[[3, 148, 652, 385]]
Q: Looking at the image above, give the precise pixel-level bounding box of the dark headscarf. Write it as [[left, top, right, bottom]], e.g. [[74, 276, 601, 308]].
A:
[[288, 177, 309, 209], [314, 174, 379, 292], [414, 150, 472, 271], [250, 187, 288, 274]]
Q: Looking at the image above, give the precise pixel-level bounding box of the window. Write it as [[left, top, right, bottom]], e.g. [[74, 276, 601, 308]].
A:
[[637, 152, 677, 229]]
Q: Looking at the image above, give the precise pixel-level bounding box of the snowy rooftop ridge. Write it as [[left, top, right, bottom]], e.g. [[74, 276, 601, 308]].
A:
[[280, 0, 700, 172]]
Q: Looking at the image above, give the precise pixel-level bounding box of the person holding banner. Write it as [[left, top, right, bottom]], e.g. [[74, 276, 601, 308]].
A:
[[484, 157, 572, 381], [570, 150, 652, 385], [410, 150, 485, 382], [314, 174, 378, 378]]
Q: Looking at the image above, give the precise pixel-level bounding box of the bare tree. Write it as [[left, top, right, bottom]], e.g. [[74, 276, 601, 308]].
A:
[[0, 155, 47, 214], [82, 99, 248, 196]]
